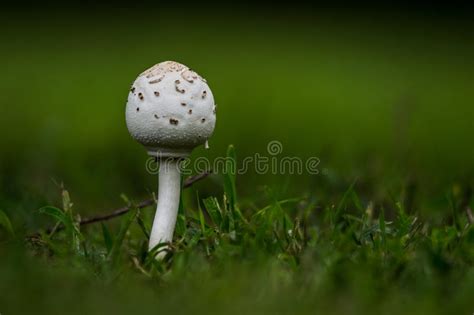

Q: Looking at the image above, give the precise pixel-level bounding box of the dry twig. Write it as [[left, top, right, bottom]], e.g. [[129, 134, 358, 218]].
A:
[[29, 171, 211, 238]]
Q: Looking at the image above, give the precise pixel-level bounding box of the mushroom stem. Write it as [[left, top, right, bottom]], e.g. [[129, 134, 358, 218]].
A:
[[148, 158, 182, 255]]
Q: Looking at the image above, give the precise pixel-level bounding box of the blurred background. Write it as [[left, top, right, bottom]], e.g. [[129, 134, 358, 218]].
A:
[[0, 3, 474, 315], [1, 2, 473, 228]]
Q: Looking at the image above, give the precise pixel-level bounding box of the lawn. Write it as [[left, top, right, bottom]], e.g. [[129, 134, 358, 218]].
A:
[[0, 7, 473, 315]]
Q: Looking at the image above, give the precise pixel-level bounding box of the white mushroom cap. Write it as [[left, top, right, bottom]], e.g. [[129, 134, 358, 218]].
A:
[[126, 61, 216, 157]]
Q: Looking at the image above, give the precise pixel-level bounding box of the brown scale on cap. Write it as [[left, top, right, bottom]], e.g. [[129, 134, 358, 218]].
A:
[[181, 102, 186, 106], [130, 87, 135, 93], [188, 109, 193, 114], [138, 93, 144, 101], [142, 61, 186, 78], [154, 114, 159, 119], [169, 118, 179, 125], [175, 80, 185, 94], [201, 90, 207, 99], [181, 69, 201, 83], [154, 91, 160, 97], [201, 118, 206, 123], [149, 77, 163, 84]]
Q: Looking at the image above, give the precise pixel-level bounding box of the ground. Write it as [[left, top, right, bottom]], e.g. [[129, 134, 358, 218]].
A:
[[1, 8, 473, 315]]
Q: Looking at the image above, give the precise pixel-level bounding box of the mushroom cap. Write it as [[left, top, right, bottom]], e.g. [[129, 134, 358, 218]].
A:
[[126, 61, 216, 157]]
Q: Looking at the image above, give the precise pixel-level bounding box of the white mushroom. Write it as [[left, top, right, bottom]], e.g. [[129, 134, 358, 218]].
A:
[[126, 61, 216, 257]]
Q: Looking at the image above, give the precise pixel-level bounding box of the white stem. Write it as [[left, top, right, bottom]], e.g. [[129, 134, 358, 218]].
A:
[[148, 158, 181, 255]]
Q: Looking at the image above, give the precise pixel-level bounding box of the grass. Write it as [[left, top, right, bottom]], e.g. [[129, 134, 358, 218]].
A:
[[1, 8, 474, 315], [1, 146, 473, 315]]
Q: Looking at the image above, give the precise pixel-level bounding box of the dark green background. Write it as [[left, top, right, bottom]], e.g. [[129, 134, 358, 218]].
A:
[[1, 6, 474, 315], [2, 9, 473, 221]]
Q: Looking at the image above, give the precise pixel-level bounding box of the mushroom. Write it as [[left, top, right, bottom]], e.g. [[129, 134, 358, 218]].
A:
[[125, 61, 216, 257]]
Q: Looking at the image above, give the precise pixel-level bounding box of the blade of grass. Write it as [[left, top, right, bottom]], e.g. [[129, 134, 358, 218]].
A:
[[101, 223, 114, 254], [203, 197, 222, 228], [0, 209, 14, 237], [224, 145, 237, 211], [334, 180, 358, 222], [39, 205, 82, 253], [107, 206, 139, 266]]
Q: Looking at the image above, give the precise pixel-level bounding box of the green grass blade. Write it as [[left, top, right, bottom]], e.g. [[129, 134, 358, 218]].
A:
[[39, 206, 69, 227], [0, 209, 15, 237], [39, 205, 82, 253], [101, 223, 114, 254], [203, 197, 222, 227], [108, 206, 139, 265], [223, 145, 237, 211], [334, 180, 358, 221], [136, 215, 150, 240], [175, 179, 186, 236], [379, 207, 386, 248], [197, 197, 207, 234]]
